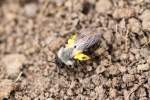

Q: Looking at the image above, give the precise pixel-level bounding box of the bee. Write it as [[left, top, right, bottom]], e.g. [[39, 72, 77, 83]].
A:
[[57, 32, 102, 66]]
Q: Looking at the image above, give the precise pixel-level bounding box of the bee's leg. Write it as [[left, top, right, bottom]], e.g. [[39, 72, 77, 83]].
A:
[[54, 57, 66, 75], [73, 61, 78, 68]]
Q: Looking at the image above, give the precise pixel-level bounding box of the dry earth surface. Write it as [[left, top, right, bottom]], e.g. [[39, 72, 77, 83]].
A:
[[0, 0, 150, 100]]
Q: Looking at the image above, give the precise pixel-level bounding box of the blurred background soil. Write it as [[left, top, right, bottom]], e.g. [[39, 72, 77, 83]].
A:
[[0, 0, 150, 100]]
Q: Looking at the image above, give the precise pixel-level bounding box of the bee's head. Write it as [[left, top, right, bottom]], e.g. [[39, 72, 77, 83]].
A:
[[57, 47, 74, 66]]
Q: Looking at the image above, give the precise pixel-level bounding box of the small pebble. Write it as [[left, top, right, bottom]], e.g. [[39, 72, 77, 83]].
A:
[[24, 3, 38, 17], [103, 30, 113, 44], [140, 48, 150, 58], [108, 65, 120, 75], [0, 79, 16, 99], [122, 74, 135, 83], [67, 89, 73, 96], [128, 18, 141, 33], [109, 88, 117, 98], [2, 54, 26, 78], [48, 37, 65, 51], [137, 63, 150, 71], [96, 0, 112, 14], [140, 10, 150, 31], [113, 7, 135, 19]]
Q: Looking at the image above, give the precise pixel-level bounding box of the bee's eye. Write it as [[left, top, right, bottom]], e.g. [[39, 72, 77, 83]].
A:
[[74, 45, 76, 48]]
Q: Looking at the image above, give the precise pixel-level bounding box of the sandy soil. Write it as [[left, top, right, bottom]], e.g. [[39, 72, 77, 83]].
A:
[[0, 0, 150, 100]]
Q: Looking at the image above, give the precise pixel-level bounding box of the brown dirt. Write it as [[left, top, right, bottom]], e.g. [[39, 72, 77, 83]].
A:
[[0, 0, 150, 100]]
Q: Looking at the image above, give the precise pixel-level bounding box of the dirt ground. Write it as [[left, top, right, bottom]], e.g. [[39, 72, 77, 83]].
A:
[[0, 0, 150, 100]]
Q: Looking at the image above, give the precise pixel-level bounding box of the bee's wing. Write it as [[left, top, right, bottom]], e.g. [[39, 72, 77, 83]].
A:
[[73, 33, 101, 51]]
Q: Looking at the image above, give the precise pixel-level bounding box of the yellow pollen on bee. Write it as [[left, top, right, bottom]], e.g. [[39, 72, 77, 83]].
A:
[[74, 50, 90, 61], [66, 34, 77, 48]]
